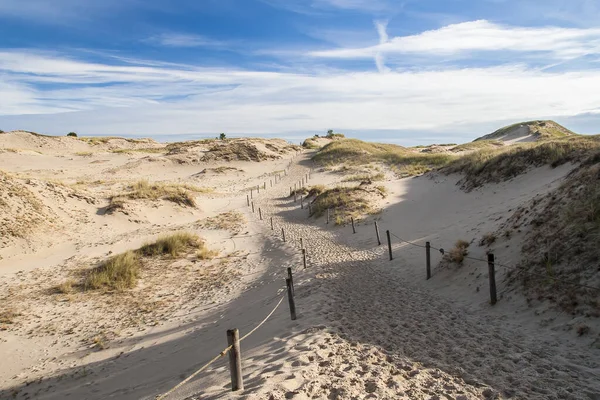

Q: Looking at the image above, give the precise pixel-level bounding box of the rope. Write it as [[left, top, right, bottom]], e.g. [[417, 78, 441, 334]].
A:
[[155, 293, 286, 400]]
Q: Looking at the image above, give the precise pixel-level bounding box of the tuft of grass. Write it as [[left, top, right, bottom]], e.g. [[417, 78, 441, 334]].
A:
[[199, 211, 246, 233], [311, 186, 382, 224], [443, 240, 470, 266], [75, 151, 94, 157], [56, 279, 77, 294], [139, 232, 201, 257], [197, 246, 219, 260], [479, 233, 497, 247], [85, 251, 140, 291], [450, 140, 504, 153], [0, 309, 19, 325]]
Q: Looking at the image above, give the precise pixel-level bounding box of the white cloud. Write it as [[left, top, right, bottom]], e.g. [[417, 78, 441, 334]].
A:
[[1, 50, 600, 137], [260, 0, 395, 14], [310, 20, 600, 61], [145, 33, 226, 48]]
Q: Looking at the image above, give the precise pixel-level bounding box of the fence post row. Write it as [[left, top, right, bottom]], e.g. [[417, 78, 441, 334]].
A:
[[387, 230, 393, 261], [426, 242, 431, 280], [226, 329, 244, 391], [286, 278, 297, 320], [488, 253, 497, 305]]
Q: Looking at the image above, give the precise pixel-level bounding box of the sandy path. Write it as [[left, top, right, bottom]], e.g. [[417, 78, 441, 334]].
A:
[[241, 153, 600, 400]]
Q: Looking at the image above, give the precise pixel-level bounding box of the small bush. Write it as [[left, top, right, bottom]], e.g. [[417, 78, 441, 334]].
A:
[[479, 233, 496, 247], [443, 240, 470, 265], [307, 185, 325, 197], [85, 251, 140, 291], [219, 133, 226, 140], [67, 132, 78, 137]]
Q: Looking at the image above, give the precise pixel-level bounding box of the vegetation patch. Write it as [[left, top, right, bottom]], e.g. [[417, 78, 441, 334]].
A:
[[450, 140, 504, 153], [108, 180, 211, 209], [313, 139, 456, 178], [479, 233, 497, 247], [342, 172, 385, 182], [440, 240, 470, 267], [311, 185, 384, 224], [509, 160, 600, 316], [82, 232, 215, 292], [443, 135, 600, 190]]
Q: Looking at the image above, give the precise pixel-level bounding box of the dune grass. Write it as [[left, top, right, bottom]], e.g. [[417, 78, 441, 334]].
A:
[[109, 179, 211, 209], [342, 172, 385, 182], [450, 140, 504, 153], [310, 185, 385, 224], [443, 135, 600, 190], [313, 139, 457, 177], [83, 232, 214, 292]]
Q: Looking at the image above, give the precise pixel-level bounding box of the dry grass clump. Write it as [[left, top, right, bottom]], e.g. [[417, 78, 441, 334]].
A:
[[82, 232, 213, 292], [307, 185, 326, 197], [443, 135, 600, 190], [56, 279, 78, 294], [0, 309, 19, 325], [199, 211, 246, 233], [479, 233, 497, 247], [313, 139, 456, 177], [139, 232, 202, 257], [75, 151, 94, 157], [85, 251, 140, 291], [441, 240, 470, 266]]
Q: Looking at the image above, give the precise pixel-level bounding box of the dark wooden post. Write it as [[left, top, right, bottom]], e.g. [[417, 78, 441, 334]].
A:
[[286, 278, 297, 320], [246, 194, 250, 207], [300, 195, 304, 209], [387, 230, 393, 261], [351, 217, 356, 234], [302, 248, 307, 268], [326, 208, 330, 224], [294, 192, 297, 203], [488, 253, 497, 305], [426, 242, 431, 280], [259, 208, 262, 220], [375, 221, 381, 246], [270, 217, 274, 230], [226, 329, 243, 391], [250, 189, 253, 199], [257, 185, 260, 194], [251, 202, 254, 213], [300, 237, 303, 249], [287, 267, 294, 297], [282, 228, 286, 242]]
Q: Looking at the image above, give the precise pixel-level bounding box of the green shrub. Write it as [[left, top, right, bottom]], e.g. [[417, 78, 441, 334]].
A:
[[67, 132, 78, 137]]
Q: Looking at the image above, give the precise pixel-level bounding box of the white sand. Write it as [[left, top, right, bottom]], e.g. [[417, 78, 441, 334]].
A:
[[1, 131, 599, 400]]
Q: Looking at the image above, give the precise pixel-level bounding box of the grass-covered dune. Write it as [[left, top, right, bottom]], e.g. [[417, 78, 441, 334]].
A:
[[312, 138, 456, 177]]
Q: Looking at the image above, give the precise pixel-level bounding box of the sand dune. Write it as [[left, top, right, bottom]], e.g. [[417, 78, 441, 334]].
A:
[[1, 130, 599, 400]]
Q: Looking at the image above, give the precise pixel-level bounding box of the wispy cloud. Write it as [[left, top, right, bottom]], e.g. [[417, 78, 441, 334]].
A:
[[1, 49, 600, 137], [260, 0, 396, 14], [145, 33, 226, 48], [310, 20, 600, 62], [374, 20, 390, 72]]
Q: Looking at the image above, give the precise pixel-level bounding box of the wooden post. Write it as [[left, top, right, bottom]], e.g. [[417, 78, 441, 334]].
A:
[[246, 194, 250, 207], [300, 195, 304, 209], [226, 329, 244, 391], [308, 203, 312, 216], [270, 217, 274, 230], [259, 208, 262, 220], [302, 248, 307, 268], [302, 178, 304, 186], [294, 192, 297, 203], [488, 253, 497, 305], [375, 221, 381, 246], [270, 179, 272, 187], [294, 183, 296, 192], [387, 230, 393, 261], [300, 237, 303, 249], [326, 208, 330, 224], [351, 217, 356, 234], [287, 267, 294, 297], [264, 182, 266, 190], [257, 185, 260, 194], [251, 202, 254, 213], [282, 228, 286, 242], [286, 278, 297, 321], [250, 189, 253, 199], [426, 242, 431, 280]]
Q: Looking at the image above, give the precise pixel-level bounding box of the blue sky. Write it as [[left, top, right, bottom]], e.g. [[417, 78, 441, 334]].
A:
[[0, 0, 599, 145]]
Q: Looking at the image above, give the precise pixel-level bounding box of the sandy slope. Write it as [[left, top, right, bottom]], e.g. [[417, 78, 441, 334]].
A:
[[1, 133, 599, 400]]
